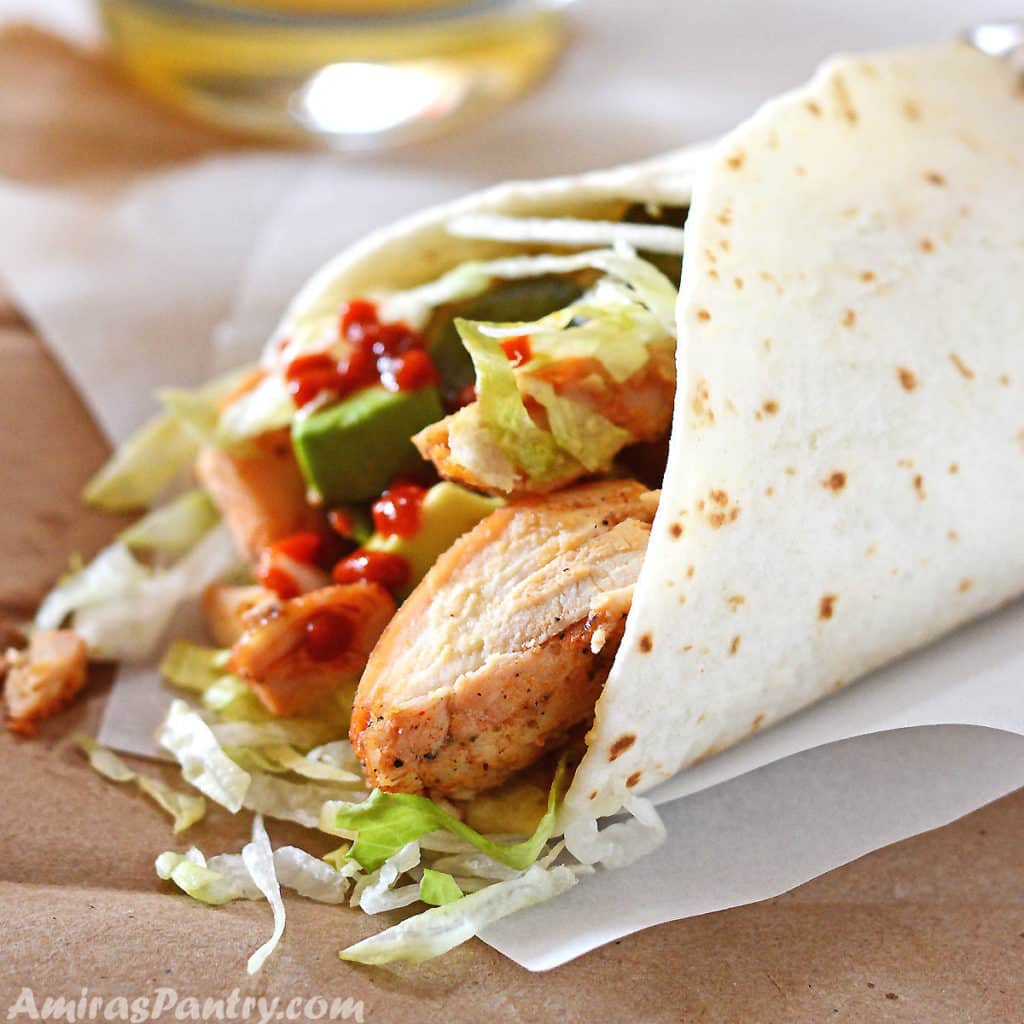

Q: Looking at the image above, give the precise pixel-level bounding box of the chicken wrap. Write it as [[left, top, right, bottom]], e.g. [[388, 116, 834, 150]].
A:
[[12, 40, 1023, 967]]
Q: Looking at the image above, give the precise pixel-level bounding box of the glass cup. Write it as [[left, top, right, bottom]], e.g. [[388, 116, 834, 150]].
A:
[[98, 0, 577, 148]]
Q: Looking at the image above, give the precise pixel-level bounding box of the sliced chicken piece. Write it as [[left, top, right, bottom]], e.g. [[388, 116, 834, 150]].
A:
[[4, 629, 88, 735], [201, 584, 278, 648], [196, 429, 324, 564], [231, 583, 395, 717], [350, 479, 658, 798], [412, 347, 675, 497]]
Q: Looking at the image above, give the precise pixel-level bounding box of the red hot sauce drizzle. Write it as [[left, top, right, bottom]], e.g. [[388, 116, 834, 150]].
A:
[[284, 300, 439, 410], [332, 550, 410, 592], [371, 482, 427, 539]]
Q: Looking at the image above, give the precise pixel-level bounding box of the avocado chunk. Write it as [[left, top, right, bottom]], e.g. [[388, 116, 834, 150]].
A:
[[425, 275, 589, 406], [291, 385, 443, 504], [365, 482, 500, 599]]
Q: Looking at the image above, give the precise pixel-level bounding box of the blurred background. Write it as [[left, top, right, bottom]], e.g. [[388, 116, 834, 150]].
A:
[[0, 0, 1001, 161]]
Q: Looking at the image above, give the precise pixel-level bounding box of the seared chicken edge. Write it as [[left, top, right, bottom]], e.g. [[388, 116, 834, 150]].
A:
[[351, 480, 657, 799]]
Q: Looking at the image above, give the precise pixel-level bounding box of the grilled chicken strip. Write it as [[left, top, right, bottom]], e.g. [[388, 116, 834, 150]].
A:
[[3, 629, 88, 735], [350, 479, 658, 798], [231, 583, 395, 717], [412, 348, 675, 497], [196, 429, 325, 563]]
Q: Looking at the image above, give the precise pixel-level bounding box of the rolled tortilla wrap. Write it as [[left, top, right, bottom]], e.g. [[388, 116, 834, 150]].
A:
[[563, 41, 1024, 854]]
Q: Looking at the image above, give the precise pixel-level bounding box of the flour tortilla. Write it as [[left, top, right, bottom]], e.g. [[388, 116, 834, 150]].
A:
[[563, 42, 1024, 850], [268, 145, 709, 348]]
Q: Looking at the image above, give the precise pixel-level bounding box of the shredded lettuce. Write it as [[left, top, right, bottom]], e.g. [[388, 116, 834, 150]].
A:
[[340, 864, 578, 964], [352, 842, 423, 914], [119, 490, 219, 556], [242, 815, 287, 975], [83, 413, 200, 512], [329, 757, 566, 873], [456, 320, 572, 481], [76, 734, 207, 833], [200, 675, 275, 723], [520, 377, 631, 473], [373, 243, 676, 332], [158, 387, 221, 445], [243, 772, 356, 829], [211, 719, 338, 750], [84, 369, 251, 511], [435, 245, 676, 486], [36, 542, 150, 632], [157, 845, 355, 908], [160, 641, 232, 693], [273, 846, 354, 903], [156, 849, 258, 905], [157, 700, 252, 813], [419, 869, 464, 907], [38, 526, 241, 660], [259, 744, 362, 785]]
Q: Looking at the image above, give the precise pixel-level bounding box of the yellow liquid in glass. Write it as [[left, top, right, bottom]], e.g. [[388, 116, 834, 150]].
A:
[[99, 0, 567, 146]]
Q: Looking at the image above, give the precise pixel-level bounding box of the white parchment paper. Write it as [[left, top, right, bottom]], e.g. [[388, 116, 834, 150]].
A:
[[2, 0, 1021, 973]]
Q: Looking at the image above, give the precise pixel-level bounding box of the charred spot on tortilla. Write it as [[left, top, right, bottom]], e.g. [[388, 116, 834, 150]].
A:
[[669, 522, 683, 539], [898, 367, 918, 392], [924, 170, 947, 187], [805, 99, 823, 118], [913, 474, 926, 500], [750, 713, 766, 733], [696, 308, 712, 322], [860, 270, 877, 283], [709, 489, 729, 507], [691, 379, 715, 427], [762, 399, 779, 416], [638, 633, 653, 653], [919, 238, 935, 253], [625, 771, 643, 788], [902, 98, 922, 121], [827, 74, 859, 125], [726, 150, 746, 171], [823, 471, 847, 493], [842, 308, 857, 328], [608, 734, 636, 761], [949, 353, 975, 380], [729, 635, 741, 656], [819, 594, 838, 621], [948, 463, 959, 475], [948, 530, 959, 542], [727, 595, 746, 611], [959, 578, 974, 593]]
